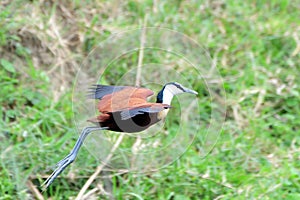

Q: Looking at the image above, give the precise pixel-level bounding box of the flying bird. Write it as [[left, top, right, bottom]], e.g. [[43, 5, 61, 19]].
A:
[[42, 82, 198, 189]]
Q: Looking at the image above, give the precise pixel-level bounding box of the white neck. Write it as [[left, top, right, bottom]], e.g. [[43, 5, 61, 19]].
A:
[[162, 88, 175, 105]]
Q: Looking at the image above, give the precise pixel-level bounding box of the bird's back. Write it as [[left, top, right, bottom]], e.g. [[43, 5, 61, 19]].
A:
[[97, 87, 154, 113]]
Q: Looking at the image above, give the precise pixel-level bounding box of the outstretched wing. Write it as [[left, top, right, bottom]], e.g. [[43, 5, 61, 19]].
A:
[[120, 104, 171, 120], [89, 85, 155, 113]]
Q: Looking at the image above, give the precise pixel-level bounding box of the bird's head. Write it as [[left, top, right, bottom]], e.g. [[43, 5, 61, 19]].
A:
[[156, 82, 198, 104]]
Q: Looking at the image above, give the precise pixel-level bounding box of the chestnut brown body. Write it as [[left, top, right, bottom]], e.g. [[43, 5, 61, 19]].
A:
[[88, 85, 171, 132]]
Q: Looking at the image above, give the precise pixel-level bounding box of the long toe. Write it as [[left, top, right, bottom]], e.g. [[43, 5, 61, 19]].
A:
[[42, 153, 76, 190]]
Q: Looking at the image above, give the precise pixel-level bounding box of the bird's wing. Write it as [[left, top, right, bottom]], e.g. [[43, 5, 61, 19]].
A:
[[90, 85, 155, 113], [120, 104, 171, 120], [88, 85, 127, 99]]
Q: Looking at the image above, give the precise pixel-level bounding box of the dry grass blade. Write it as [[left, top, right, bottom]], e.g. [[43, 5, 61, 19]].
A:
[[135, 15, 147, 87], [131, 15, 148, 168], [75, 133, 125, 200], [82, 187, 99, 200], [27, 180, 45, 200]]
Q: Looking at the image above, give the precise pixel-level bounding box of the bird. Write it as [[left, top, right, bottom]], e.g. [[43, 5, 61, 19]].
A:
[[41, 82, 198, 189]]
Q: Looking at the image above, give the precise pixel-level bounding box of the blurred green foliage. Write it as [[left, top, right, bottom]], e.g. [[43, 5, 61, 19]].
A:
[[0, 0, 299, 199]]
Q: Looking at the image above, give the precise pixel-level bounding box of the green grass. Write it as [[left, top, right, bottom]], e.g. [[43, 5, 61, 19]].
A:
[[1, 0, 300, 199]]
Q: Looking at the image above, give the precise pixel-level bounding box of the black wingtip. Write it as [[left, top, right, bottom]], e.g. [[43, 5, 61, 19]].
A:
[[87, 85, 126, 99]]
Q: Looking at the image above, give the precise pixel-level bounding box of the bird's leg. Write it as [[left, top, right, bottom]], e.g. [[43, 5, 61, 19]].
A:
[[41, 126, 108, 190]]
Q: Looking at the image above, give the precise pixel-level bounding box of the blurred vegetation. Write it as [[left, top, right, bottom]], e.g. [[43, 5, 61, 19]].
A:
[[0, 0, 300, 199]]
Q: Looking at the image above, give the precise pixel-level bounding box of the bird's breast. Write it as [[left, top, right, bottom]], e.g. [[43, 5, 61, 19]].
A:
[[157, 109, 170, 120]]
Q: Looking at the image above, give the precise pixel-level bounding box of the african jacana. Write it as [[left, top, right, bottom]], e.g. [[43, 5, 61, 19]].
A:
[[42, 82, 198, 189]]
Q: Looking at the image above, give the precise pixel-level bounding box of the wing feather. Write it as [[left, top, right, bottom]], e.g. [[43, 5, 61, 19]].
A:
[[89, 85, 155, 113], [88, 85, 126, 99], [120, 104, 171, 120]]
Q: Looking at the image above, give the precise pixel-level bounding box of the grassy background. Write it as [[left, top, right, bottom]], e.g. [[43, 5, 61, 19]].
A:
[[1, 0, 300, 199]]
